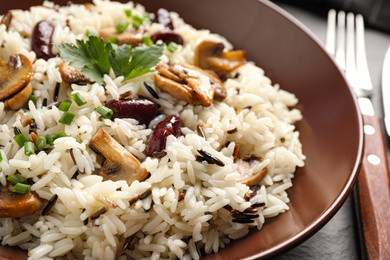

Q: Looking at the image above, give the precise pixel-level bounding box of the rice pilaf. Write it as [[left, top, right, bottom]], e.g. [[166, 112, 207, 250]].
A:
[[0, 1, 305, 259]]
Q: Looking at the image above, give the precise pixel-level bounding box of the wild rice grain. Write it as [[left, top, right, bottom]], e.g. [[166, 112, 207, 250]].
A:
[[13, 127, 21, 135], [227, 128, 237, 134], [122, 235, 136, 251], [129, 195, 141, 205], [196, 125, 206, 139], [231, 212, 259, 219], [90, 206, 108, 221], [143, 82, 159, 99], [233, 144, 239, 159], [53, 82, 61, 102], [232, 218, 254, 224], [140, 189, 152, 200], [197, 150, 225, 167], [41, 194, 58, 216], [152, 151, 167, 159], [251, 202, 266, 208]]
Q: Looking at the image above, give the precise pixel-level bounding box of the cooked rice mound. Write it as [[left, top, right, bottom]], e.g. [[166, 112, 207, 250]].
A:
[[0, 1, 305, 259]]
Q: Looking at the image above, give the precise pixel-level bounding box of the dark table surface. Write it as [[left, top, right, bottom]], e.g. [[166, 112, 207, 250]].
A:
[[269, 1, 390, 259]]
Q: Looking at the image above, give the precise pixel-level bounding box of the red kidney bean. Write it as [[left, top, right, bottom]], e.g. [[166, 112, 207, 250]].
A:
[[105, 98, 158, 125], [151, 30, 183, 45], [32, 20, 55, 60], [155, 8, 174, 30], [146, 115, 183, 156]]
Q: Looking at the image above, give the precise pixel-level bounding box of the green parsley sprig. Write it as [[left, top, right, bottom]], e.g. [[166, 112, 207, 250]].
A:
[[55, 35, 164, 85]]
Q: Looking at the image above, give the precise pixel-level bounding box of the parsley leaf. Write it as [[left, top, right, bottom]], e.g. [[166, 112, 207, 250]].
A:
[[56, 36, 112, 84], [110, 44, 164, 81], [56, 35, 164, 84], [109, 44, 133, 78]]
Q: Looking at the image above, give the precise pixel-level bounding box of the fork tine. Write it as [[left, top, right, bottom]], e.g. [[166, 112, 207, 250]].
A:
[[355, 14, 374, 92], [346, 12, 357, 86], [335, 11, 346, 69], [326, 9, 336, 55]]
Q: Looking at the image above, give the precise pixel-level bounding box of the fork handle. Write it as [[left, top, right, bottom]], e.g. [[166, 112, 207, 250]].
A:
[[355, 114, 390, 259]]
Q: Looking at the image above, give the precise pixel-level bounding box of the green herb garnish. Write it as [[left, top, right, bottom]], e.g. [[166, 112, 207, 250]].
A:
[[46, 132, 66, 145], [12, 182, 30, 194], [56, 35, 164, 85], [70, 92, 87, 106], [167, 42, 178, 53], [7, 174, 27, 185], [59, 111, 76, 125], [35, 136, 47, 150], [142, 36, 153, 46], [115, 20, 130, 33], [58, 100, 72, 112], [96, 106, 113, 119], [13, 133, 30, 148], [24, 141, 35, 156]]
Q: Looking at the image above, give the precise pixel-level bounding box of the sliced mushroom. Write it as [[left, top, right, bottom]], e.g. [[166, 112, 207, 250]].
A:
[[155, 62, 226, 106], [0, 181, 44, 218], [0, 54, 33, 100], [17, 112, 34, 127], [98, 27, 143, 47], [236, 154, 267, 186], [90, 128, 148, 186], [4, 82, 32, 110], [59, 61, 92, 84], [194, 40, 246, 78]]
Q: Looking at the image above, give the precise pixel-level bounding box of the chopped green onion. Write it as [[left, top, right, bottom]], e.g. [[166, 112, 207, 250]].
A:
[[35, 136, 47, 150], [7, 174, 27, 185], [115, 20, 129, 33], [124, 9, 132, 17], [0, 152, 2, 162], [86, 29, 96, 37], [108, 37, 118, 44], [142, 36, 153, 46], [59, 111, 75, 125], [70, 92, 87, 106], [55, 132, 67, 139], [132, 15, 143, 24], [58, 100, 72, 112], [46, 134, 56, 145], [46, 132, 66, 145], [143, 12, 151, 24], [132, 23, 140, 29], [24, 141, 35, 156], [167, 42, 178, 53], [13, 133, 30, 147], [26, 95, 37, 108], [12, 182, 30, 194], [96, 106, 113, 119]]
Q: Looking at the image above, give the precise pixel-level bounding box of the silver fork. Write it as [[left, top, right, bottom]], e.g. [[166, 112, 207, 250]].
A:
[[326, 9, 390, 259]]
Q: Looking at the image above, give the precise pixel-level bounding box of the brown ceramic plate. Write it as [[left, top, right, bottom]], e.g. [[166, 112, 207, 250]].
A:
[[0, 0, 363, 259]]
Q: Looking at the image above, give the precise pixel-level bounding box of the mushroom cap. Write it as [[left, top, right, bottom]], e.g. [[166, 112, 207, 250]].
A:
[[0, 182, 44, 218], [194, 40, 246, 78], [236, 155, 267, 186], [207, 50, 246, 75], [0, 54, 33, 100], [99, 27, 143, 47], [4, 82, 32, 110], [90, 128, 149, 185], [59, 61, 92, 84], [155, 63, 226, 106], [194, 40, 225, 69]]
